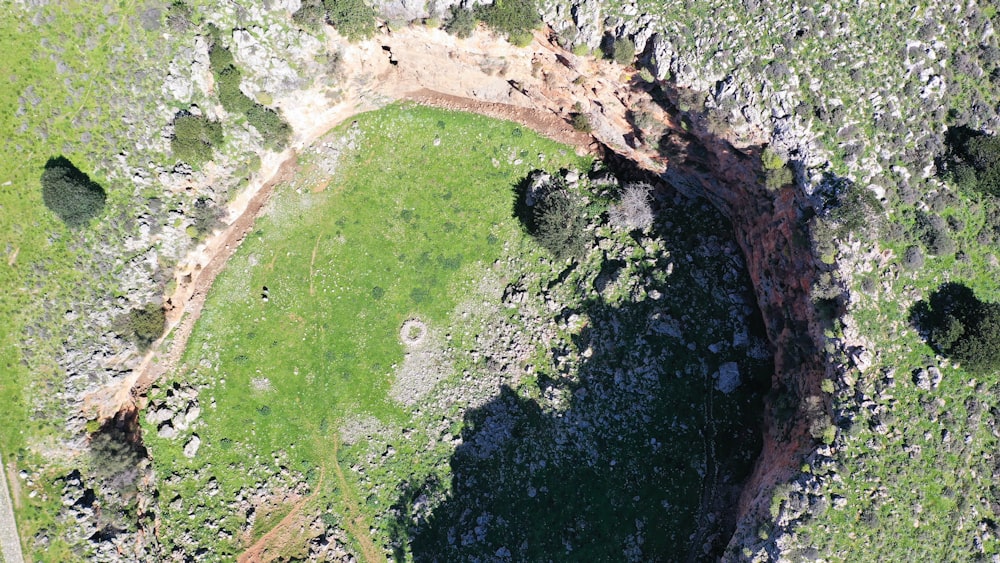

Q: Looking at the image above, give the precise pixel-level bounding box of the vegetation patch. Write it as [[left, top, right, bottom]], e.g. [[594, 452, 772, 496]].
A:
[[40, 157, 107, 228], [144, 105, 770, 560]]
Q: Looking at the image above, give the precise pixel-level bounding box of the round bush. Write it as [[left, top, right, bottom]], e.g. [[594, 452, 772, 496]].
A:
[[40, 157, 107, 228]]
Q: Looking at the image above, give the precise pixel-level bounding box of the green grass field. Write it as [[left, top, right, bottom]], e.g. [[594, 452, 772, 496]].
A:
[[144, 104, 590, 557]]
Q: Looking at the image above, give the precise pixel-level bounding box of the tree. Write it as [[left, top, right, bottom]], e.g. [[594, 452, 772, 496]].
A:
[[605, 37, 635, 66], [172, 113, 224, 166], [40, 156, 107, 228], [940, 126, 1000, 197], [292, 0, 327, 32], [529, 175, 589, 260], [911, 283, 1000, 374], [445, 5, 476, 38], [323, 0, 376, 41], [246, 104, 291, 149], [117, 303, 166, 351], [476, 0, 539, 46]]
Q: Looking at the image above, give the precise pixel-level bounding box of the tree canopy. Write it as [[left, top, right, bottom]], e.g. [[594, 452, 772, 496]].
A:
[[911, 283, 1000, 375], [40, 156, 107, 228]]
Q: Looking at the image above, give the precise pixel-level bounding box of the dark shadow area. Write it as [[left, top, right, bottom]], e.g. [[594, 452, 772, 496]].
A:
[[937, 125, 1000, 197], [909, 282, 1000, 375], [391, 175, 773, 561]]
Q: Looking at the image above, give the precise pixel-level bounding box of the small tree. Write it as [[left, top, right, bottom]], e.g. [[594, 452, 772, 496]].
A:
[[940, 126, 1000, 197], [476, 0, 539, 46], [606, 37, 635, 66], [324, 0, 376, 41], [292, 0, 327, 32], [911, 283, 1000, 374], [172, 114, 224, 166], [117, 303, 166, 351], [40, 157, 107, 228], [445, 5, 476, 38], [246, 104, 291, 150], [529, 176, 589, 260]]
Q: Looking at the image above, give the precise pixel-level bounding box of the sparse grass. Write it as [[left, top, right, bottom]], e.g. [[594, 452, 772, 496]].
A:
[[0, 2, 182, 556]]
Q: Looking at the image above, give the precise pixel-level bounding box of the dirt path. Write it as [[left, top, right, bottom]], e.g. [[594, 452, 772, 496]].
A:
[[0, 453, 25, 563], [404, 88, 597, 154], [237, 435, 383, 563], [328, 436, 384, 563], [237, 465, 326, 563]]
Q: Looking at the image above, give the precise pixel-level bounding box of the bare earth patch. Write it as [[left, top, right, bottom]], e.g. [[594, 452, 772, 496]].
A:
[[391, 321, 451, 407]]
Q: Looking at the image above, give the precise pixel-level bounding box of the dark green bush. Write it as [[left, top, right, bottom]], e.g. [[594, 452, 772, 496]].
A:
[[531, 178, 589, 260], [570, 112, 592, 132], [209, 41, 291, 151], [940, 126, 1000, 197], [117, 303, 166, 351], [606, 37, 635, 65], [820, 174, 883, 238], [40, 156, 107, 228], [292, 0, 327, 31], [247, 104, 291, 149], [172, 114, 223, 166], [216, 65, 255, 115], [445, 5, 476, 38], [323, 0, 376, 41], [911, 283, 1000, 374], [476, 0, 539, 44]]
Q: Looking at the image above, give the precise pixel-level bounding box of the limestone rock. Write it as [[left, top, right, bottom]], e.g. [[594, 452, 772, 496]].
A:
[[715, 362, 741, 394], [183, 435, 201, 458]]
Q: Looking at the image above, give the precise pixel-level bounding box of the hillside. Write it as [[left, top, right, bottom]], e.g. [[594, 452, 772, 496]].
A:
[[0, 0, 998, 561]]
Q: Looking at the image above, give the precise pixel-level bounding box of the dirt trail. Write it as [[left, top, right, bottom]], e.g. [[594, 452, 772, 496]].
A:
[[238, 465, 326, 563], [328, 436, 384, 563]]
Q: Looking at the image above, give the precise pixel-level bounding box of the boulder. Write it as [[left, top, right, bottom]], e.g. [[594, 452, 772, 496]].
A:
[[716, 362, 741, 394], [183, 435, 201, 458]]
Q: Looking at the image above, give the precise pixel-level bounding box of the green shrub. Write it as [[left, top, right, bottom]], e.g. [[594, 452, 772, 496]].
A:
[[941, 126, 1000, 197], [216, 65, 255, 115], [570, 112, 592, 132], [911, 283, 1000, 374], [247, 104, 291, 150], [445, 5, 476, 38], [476, 0, 539, 43], [324, 0, 376, 41], [172, 114, 223, 166], [209, 41, 291, 151], [117, 303, 166, 351], [40, 156, 107, 228], [530, 177, 589, 260], [292, 0, 327, 32], [606, 37, 635, 66], [166, 1, 194, 32]]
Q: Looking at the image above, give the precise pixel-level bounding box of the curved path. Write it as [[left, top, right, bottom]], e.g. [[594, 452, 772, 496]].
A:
[[0, 453, 24, 563]]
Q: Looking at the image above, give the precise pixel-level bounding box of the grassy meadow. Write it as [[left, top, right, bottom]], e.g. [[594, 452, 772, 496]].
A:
[[144, 105, 590, 557]]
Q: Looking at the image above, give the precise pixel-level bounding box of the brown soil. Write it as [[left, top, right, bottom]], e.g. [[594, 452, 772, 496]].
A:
[[238, 466, 324, 563]]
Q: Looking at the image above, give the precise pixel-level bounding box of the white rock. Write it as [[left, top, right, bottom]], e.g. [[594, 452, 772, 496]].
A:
[[183, 435, 201, 458], [715, 362, 741, 394]]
